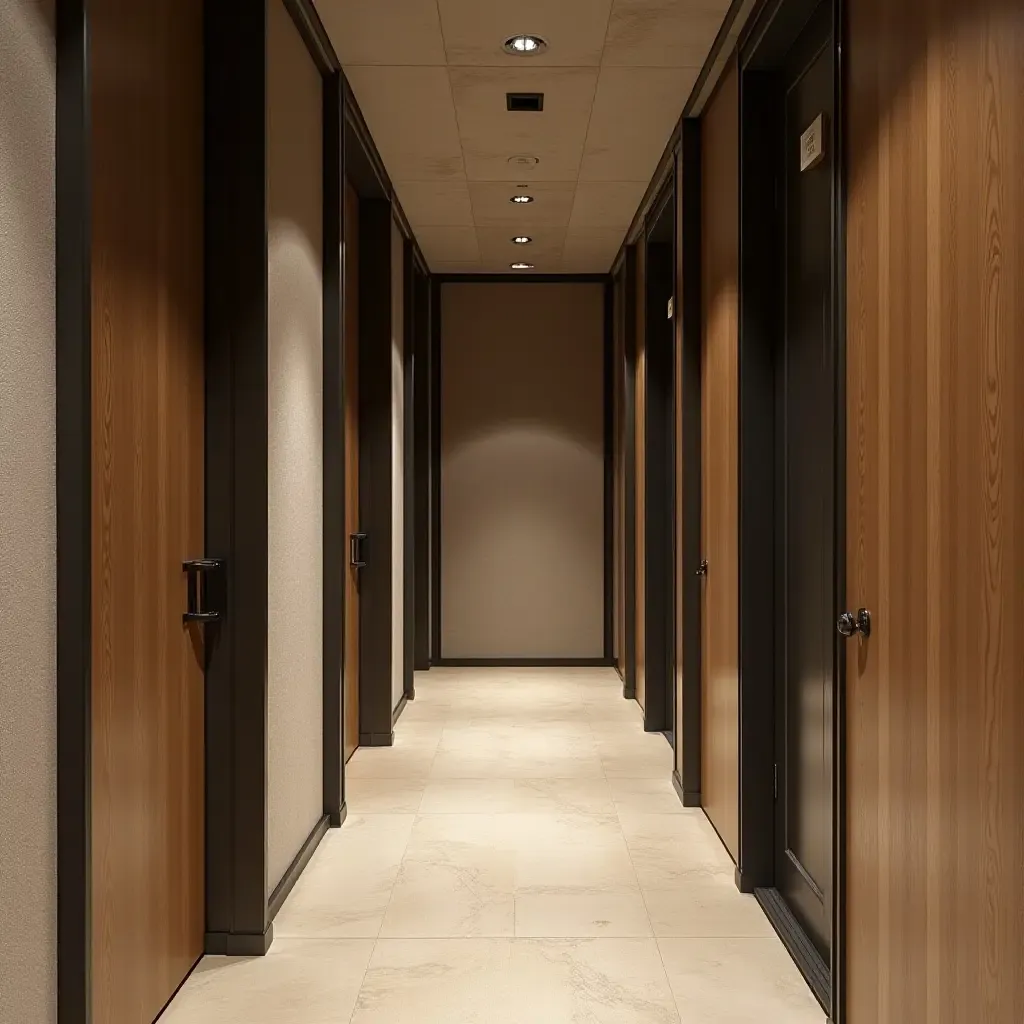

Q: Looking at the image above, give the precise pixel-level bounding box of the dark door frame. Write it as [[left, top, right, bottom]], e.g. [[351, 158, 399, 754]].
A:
[[735, 0, 846, 1020], [639, 179, 677, 734], [618, 248, 639, 699], [674, 119, 704, 806]]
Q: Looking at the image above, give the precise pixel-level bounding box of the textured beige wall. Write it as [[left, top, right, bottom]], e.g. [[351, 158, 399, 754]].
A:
[[440, 283, 605, 659], [390, 219, 405, 709], [0, 0, 56, 1019], [266, 0, 324, 894]]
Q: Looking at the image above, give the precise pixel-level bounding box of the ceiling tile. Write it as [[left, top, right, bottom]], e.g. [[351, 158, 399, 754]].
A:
[[569, 181, 648, 228], [344, 67, 464, 182], [317, 0, 446, 65], [562, 226, 627, 265], [603, 0, 730, 67], [415, 225, 480, 263], [395, 181, 475, 227], [579, 66, 697, 181], [436, 0, 614, 67], [450, 66, 599, 181], [475, 226, 567, 263], [468, 181, 577, 227]]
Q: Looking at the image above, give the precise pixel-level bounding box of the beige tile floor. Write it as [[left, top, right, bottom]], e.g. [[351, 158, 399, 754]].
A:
[[161, 668, 825, 1023]]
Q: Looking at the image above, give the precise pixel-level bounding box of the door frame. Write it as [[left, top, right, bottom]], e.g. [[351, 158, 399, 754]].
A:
[[734, 0, 846, 1019], [56, 2, 351, 1018], [639, 180, 677, 734]]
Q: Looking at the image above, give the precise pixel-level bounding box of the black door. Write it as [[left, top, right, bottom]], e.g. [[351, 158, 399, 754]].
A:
[[775, 2, 835, 962]]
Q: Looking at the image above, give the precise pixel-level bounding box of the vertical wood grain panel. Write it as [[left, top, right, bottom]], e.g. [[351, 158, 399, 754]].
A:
[[700, 62, 740, 859], [634, 240, 648, 711], [90, 0, 205, 1019], [674, 144, 686, 775], [846, 0, 1024, 1019], [614, 269, 626, 676], [343, 180, 360, 763]]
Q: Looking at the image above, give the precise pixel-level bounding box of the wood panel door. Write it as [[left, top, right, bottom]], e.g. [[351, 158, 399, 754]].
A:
[[699, 62, 740, 860], [846, 0, 1024, 1020], [90, 0, 205, 1021], [343, 180, 361, 763]]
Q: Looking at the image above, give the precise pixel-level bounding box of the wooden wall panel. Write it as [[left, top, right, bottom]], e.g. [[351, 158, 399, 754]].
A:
[[846, 1, 1024, 1020], [699, 62, 739, 859], [613, 270, 625, 676], [634, 240, 647, 711]]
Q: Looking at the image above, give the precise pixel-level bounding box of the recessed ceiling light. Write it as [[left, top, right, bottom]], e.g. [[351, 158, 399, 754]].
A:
[[503, 34, 547, 55], [510, 194, 534, 204], [510, 262, 535, 270], [512, 236, 532, 245]]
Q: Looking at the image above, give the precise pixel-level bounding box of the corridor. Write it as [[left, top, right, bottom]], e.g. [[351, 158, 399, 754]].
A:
[[161, 670, 822, 1023]]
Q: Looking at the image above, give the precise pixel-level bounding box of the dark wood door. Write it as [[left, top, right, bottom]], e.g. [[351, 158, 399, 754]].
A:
[[634, 241, 648, 711], [90, 0, 205, 1021], [775, 7, 835, 959], [343, 180, 361, 763]]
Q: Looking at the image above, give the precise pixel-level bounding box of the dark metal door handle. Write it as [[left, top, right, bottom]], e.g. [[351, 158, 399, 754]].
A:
[[696, 560, 709, 577], [837, 608, 871, 638], [350, 533, 367, 569], [183, 558, 224, 623]]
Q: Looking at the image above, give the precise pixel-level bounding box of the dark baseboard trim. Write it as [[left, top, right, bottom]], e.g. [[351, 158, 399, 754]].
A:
[[329, 802, 348, 829], [267, 814, 330, 921], [393, 695, 409, 726], [359, 730, 395, 747], [735, 865, 754, 894], [671, 770, 701, 808], [434, 657, 615, 668], [755, 887, 830, 1012], [205, 922, 274, 957], [623, 683, 637, 700]]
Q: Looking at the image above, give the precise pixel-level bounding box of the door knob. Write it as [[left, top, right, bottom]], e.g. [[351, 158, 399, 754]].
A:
[[349, 533, 367, 569], [837, 608, 871, 638], [696, 560, 708, 577], [183, 558, 224, 623]]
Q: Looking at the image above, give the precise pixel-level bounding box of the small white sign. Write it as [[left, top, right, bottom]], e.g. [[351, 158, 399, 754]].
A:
[[800, 113, 826, 172], [667, 297, 674, 320]]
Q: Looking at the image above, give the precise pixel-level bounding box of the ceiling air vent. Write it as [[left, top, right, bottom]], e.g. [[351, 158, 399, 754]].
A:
[[506, 92, 544, 112]]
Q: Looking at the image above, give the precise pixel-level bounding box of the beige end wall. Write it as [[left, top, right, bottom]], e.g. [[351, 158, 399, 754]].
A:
[[266, 0, 324, 894], [440, 282, 605, 660], [0, 0, 56, 1020], [390, 219, 405, 709]]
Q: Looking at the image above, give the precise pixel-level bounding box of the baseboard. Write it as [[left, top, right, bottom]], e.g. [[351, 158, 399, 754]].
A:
[[267, 814, 330, 921], [755, 887, 830, 1012], [328, 802, 348, 829], [433, 657, 615, 668], [614, 663, 624, 682], [359, 730, 394, 747], [392, 694, 408, 726], [671, 771, 701, 808], [623, 683, 637, 699], [205, 922, 274, 956]]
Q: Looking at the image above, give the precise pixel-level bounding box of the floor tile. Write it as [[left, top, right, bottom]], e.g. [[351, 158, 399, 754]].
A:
[[508, 938, 679, 1022], [515, 891, 653, 937], [618, 812, 735, 888], [658, 938, 826, 1023], [345, 778, 426, 814], [609, 777, 687, 814], [161, 939, 374, 1024], [642, 878, 775, 938]]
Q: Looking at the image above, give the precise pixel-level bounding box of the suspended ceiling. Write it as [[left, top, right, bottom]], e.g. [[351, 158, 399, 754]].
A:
[[317, 0, 732, 274]]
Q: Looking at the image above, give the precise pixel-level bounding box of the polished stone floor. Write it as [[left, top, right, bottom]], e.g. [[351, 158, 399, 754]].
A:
[[162, 668, 824, 1023]]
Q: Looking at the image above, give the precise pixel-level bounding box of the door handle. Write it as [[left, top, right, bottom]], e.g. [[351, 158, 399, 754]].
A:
[[183, 558, 224, 623], [696, 560, 709, 577], [837, 608, 871, 638], [349, 533, 367, 569]]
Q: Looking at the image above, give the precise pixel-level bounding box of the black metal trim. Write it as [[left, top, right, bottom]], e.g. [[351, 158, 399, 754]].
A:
[[429, 279, 442, 664], [402, 240, 417, 702], [392, 694, 409, 726], [204, 0, 271, 955], [359, 730, 396, 747], [678, 118, 705, 806], [435, 658, 615, 669], [282, 0, 339, 73], [621, 247, 638, 701], [640, 179, 677, 734], [413, 264, 432, 673], [603, 282, 615, 663], [56, 0, 91, 1016], [322, 68, 346, 828], [672, 770, 702, 808], [203, 925, 274, 957], [434, 273, 610, 284], [357, 199, 398, 741], [267, 814, 331, 921], [624, 138, 681, 247], [756, 888, 831, 1010]]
